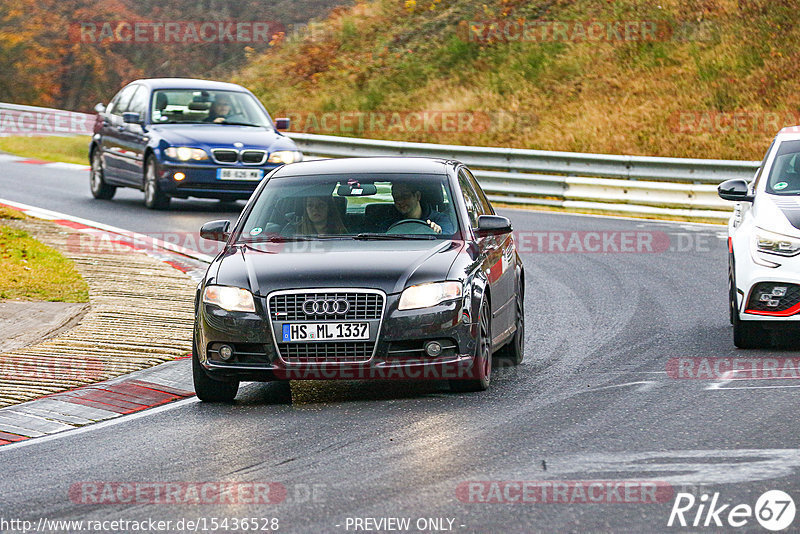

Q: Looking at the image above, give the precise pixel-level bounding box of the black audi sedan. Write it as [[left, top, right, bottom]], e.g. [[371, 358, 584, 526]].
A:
[[193, 157, 525, 401], [89, 78, 301, 209]]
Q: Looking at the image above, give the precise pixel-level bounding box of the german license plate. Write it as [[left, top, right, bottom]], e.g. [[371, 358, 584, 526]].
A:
[[217, 168, 263, 181], [281, 322, 369, 342]]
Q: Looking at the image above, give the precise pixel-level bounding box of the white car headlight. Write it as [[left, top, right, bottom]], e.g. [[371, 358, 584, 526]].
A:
[[203, 286, 256, 312], [267, 150, 303, 164], [398, 282, 462, 311], [165, 147, 209, 161], [754, 228, 800, 257]]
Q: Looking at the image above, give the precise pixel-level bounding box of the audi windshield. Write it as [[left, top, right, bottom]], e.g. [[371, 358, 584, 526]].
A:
[[236, 173, 462, 241]]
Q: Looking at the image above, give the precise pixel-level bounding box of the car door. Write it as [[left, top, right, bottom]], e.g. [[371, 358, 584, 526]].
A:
[[100, 85, 138, 183], [466, 168, 517, 340], [457, 168, 514, 346], [116, 84, 150, 186]]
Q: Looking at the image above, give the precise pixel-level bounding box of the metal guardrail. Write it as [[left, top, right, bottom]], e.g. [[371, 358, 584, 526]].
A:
[[287, 132, 760, 220], [0, 102, 758, 220], [0, 102, 95, 136]]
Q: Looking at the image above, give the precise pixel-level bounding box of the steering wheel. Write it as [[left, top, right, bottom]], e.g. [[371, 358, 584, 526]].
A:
[[386, 219, 437, 235]]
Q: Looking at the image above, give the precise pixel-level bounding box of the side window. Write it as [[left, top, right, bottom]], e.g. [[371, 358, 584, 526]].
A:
[[109, 85, 137, 116], [458, 169, 483, 228], [126, 85, 149, 117], [751, 139, 775, 193], [463, 168, 494, 215]]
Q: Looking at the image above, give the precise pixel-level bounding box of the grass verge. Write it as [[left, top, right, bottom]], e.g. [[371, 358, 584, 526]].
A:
[[0, 135, 90, 165], [0, 209, 89, 302]]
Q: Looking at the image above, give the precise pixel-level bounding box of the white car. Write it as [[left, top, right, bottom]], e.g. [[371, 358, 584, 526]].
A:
[[719, 127, 800, 348]]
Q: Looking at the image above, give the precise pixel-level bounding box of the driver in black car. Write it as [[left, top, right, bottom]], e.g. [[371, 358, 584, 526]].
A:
[[390, 182, 454, 234]]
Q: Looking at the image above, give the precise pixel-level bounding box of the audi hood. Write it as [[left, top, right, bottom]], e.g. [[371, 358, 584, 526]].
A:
[[208, 239, 464, 297]]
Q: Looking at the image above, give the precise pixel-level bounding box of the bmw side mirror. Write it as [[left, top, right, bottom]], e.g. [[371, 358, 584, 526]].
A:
[[200, 220, 231, 242], [476, 215, 512, 237], [94, 102, 106, 113], [274, 118, 291, 130], [122, 112, 143, 125], [718, 179, 754, 202]]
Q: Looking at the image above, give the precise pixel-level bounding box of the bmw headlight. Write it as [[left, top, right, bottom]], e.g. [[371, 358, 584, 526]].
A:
[[267, 150, 303, 164], [398, 282, 462, 311], [754, 228, 800, 257], [203, 286, 256, 312], [165, 147, 209, 161]]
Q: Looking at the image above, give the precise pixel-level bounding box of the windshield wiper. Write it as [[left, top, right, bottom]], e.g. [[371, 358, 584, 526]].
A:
[[241, 235, 311, 244], [354, 233, 437, 240], [219, 122, 262, 127]]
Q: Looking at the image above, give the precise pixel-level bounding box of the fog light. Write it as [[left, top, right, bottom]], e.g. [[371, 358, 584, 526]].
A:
[[173, 172, 186, 181], [424, 341, 442, 357], [219, 344, 234, 360]]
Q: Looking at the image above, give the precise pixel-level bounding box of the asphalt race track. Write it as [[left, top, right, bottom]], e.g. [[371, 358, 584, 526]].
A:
[[1, 159, 799, 533]]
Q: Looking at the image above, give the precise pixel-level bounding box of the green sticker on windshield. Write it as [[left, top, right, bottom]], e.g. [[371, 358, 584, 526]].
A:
[[775, 181, 789, 190], [250, 227, 263, 236]]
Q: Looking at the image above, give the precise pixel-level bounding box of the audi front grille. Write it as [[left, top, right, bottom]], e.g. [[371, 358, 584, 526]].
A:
[[267, 289, 385, 364]]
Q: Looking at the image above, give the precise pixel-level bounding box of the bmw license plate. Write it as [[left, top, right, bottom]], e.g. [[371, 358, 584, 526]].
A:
[[217, 168, 263, 181], [282, 323, 369, 342]]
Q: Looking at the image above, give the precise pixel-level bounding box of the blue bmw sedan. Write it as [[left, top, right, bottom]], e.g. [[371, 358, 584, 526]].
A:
[[89, 78, 302, 209]]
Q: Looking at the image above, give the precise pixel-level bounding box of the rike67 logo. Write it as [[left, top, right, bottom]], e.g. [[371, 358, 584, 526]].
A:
[[668, 490, 795, 531]]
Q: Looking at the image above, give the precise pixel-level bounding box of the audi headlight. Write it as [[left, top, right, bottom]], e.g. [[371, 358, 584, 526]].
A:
[[398, 282, 462, 311], [203, 286, 256, 312], [754, 228, 800, 257], [165, 147, 209, 161], [267, 150, 303, 164]]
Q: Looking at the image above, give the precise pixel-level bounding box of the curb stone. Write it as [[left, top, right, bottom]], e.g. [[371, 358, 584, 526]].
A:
[[0, 203, 210, 441]]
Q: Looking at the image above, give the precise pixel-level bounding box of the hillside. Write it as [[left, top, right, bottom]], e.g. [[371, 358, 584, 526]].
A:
[[0, 0, 351, 111], [236, 0, 800, 160]]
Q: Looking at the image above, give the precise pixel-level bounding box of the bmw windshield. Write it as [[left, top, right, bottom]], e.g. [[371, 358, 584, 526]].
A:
[[150, 89, 273, 127]]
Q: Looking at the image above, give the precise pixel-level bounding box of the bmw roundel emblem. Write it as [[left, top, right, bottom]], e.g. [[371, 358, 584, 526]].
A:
[[234, 142, 244, 148]]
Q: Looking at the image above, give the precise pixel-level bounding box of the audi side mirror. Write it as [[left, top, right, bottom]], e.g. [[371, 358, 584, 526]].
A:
[[476, 215, 512, 237], [200, 220, 231, 242], [94, 102, 106, 113], [718, 179, 754, 202]]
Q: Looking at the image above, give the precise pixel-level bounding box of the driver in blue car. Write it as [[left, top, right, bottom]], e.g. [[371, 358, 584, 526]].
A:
[[390, 182, 454, 234], [204, 95, 235, 123]]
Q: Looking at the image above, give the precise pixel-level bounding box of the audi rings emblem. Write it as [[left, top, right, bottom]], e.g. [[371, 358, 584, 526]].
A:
[[302, 298, 349, 315]]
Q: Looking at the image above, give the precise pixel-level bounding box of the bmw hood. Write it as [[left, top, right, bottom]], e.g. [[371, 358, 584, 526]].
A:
[[211, 239, 463, 296], [151, 124, 296, 150]]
